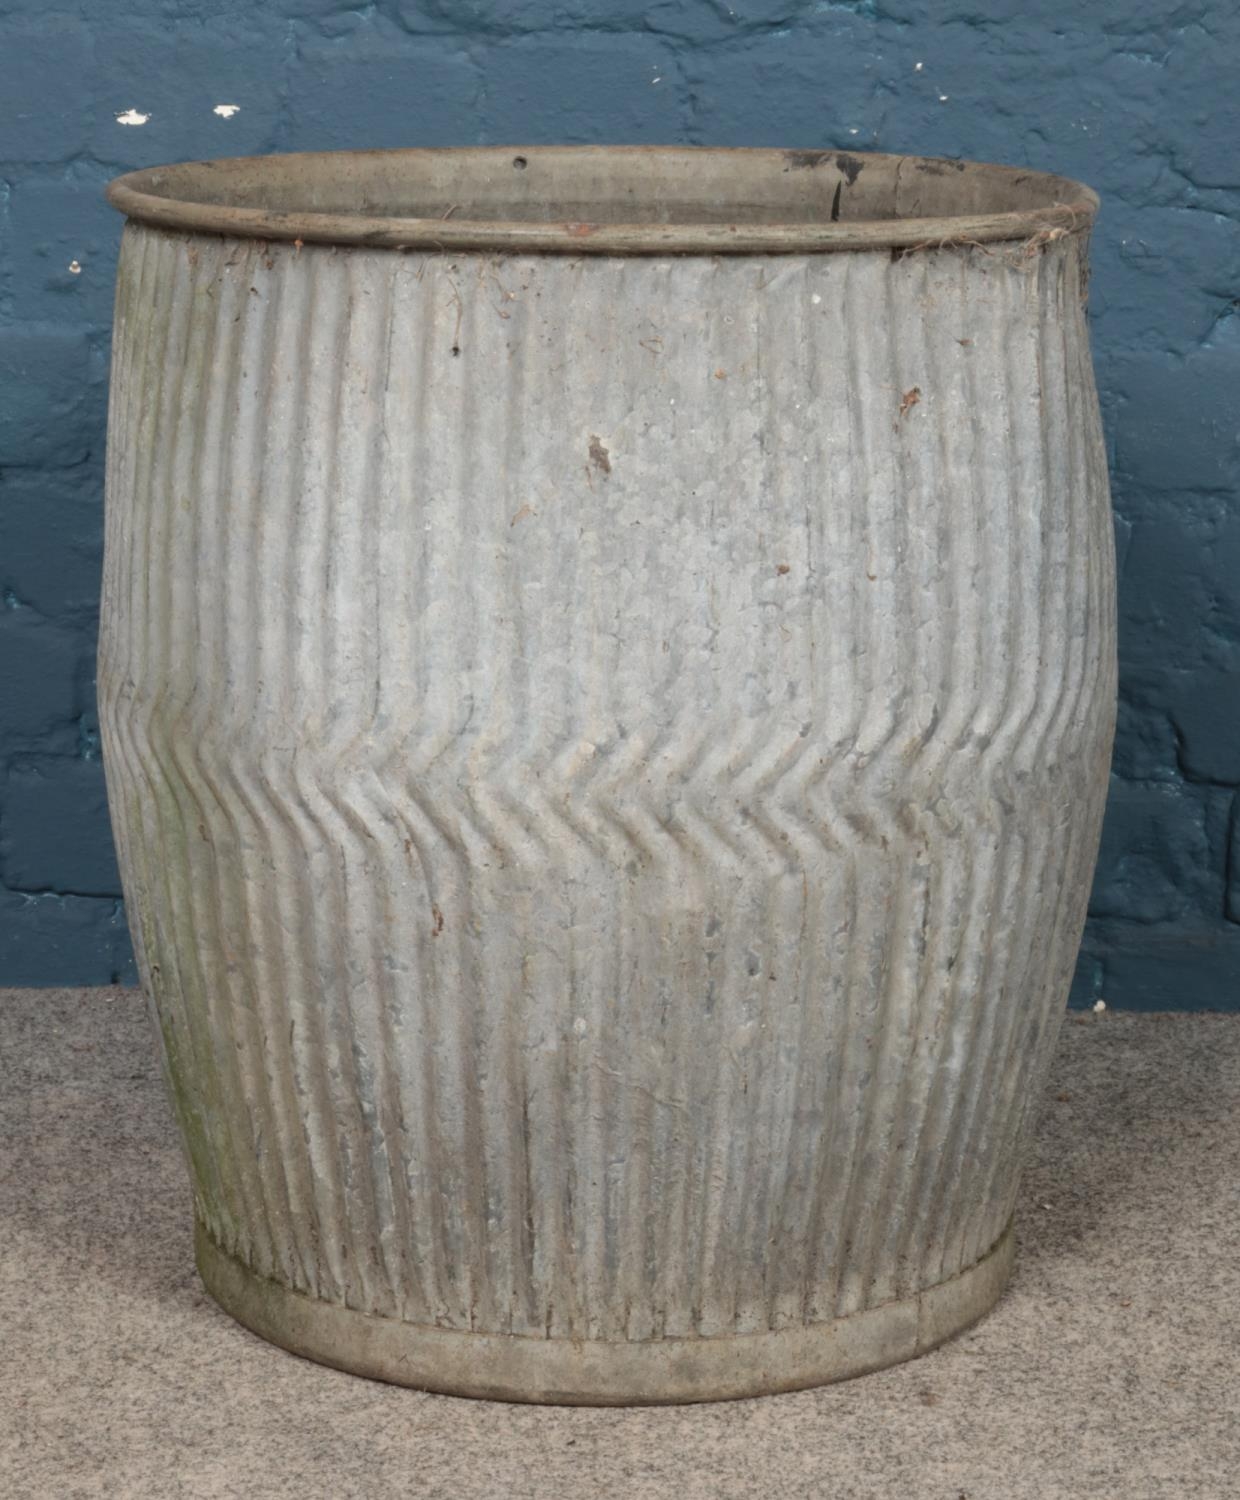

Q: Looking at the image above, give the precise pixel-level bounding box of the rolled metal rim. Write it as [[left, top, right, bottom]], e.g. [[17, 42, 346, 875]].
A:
[[105, 145, 1098, 255]]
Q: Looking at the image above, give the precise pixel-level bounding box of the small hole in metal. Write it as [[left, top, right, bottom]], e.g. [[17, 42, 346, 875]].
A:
[[512, 155, 528, 170]]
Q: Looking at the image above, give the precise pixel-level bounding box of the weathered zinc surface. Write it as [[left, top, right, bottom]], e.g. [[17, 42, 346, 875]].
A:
[[97, 198, 1113, 1396], [1, 1, 1239, 1006]]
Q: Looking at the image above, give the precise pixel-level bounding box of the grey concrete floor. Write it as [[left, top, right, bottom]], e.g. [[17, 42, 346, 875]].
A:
[[2, 988, 1238, 1500]]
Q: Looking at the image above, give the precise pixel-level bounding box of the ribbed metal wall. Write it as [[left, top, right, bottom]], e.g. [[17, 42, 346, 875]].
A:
[[99, 223, 1115, 1345]]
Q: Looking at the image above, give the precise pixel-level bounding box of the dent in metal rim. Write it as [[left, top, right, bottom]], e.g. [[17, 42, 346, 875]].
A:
[[105, 145, 1098, 255], [195, 1218, 1016, 1405]]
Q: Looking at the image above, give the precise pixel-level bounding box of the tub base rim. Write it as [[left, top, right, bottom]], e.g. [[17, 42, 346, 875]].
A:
[[195, 1216, 1015, 1405]]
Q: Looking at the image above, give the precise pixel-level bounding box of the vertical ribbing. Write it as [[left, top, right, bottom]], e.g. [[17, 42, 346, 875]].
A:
[[100, 227, 1115, 1344], [924, 255, 1045, 1285], [236, 246, 329, 1296]]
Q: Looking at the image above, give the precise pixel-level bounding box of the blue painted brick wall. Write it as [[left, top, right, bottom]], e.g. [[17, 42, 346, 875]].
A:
[[1, 0, 1237, 1005]]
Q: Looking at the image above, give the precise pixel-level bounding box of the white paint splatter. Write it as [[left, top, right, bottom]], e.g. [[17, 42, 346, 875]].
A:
[[68, 260, 82, 274], [938, 94, 950, 102], [116, 108, 149, 126], [213, 103, 241, 118], [811, 293, 822, 305], [914, 61, 924, 71], [1093, 998, 1107, 1013], [848, 127, 860, 135]]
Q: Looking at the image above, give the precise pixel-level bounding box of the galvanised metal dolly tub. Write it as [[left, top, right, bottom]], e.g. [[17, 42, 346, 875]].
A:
[[100, 147, 1115, 1403]]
